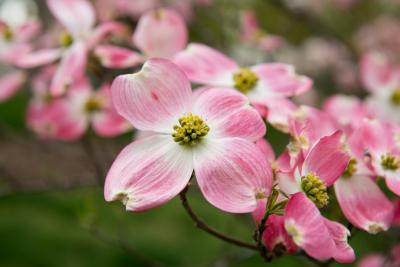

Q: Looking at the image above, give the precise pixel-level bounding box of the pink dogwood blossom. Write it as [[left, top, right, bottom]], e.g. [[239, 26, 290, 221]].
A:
[[173, 43, 312, 126], [104, 58, 273, 213]]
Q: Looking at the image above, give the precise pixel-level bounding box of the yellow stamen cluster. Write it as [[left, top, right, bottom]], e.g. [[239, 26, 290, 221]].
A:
[[233, 68, 259, 94], [381, 153, 399, 171], [3, 27, 12, 41], [84, 98, 102, 113], [172, 113, 209, 146], [391, 90, 400, 106], [301, 172, 329, 208], [59, 32, 73, 47], [343, 158, 358, 177]]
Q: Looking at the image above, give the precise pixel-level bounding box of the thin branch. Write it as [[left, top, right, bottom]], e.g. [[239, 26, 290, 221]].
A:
[[179, 186, 258, 251], [81, 135, 104, 186]]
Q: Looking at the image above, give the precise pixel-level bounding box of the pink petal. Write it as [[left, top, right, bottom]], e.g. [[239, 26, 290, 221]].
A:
[[323, 95, 367, 130], [94, 45, 143, 69], [87, 21, 128, 48], [358, 254, 385, 267], [133, 8, 187, 58], [302, 131, 350, 186], [251, 63, 312, 97], [255, 139, 275, 163], [323, 219, 355, 263], [91, 84, 130, 137], [104, 135, 193, 211], [385, 172, 400, 196], [192, 87, 266, 142], [0, 71, 26, 102], [360, 52, 394, 93], [173, 43, 238, 86], [392, 200, 400, 226], [50, 42, 88, 96], [264, 214, 298, 254], [262, 97, 297, 133], [27, 99, 87, 141], [111, 58, 191, 133], [47, 0, 95, 38], [194, 138, 273, 213], [284, 192, 336, 261], [335, 175, 394, 233], [15, 20, 41, 41], [16, 48, 62, 68]]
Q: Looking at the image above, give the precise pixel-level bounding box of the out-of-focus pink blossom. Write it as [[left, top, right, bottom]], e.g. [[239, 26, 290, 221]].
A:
[[18, 0, 128, 96], [240, 10, 284, 53], [355, 16, 400, 63], [27, 67, 129, 140], [0, 70, 26, 102], [360, 52, 400, 124], [104, 58, 273, 213], [174, 43, 311, 128]]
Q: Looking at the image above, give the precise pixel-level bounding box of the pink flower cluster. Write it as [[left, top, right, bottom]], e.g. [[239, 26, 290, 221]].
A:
[[1, 0, 400, 264]]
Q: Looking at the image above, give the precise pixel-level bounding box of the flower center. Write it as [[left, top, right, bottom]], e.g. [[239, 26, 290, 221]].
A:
[[391, 89, 400, 106], [59, 31, 73, 47], [172, 113, 209, 146], [301, 172, 329, 209], [233, 67, 259, 94], [343, 158, 357, 177], [381, 153, 399, 171], [84, 98, 102, 113], [2, 27, 12, 41]]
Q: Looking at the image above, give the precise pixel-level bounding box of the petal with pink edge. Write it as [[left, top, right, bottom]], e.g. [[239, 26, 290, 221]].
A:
[[133, 8, 187, 58], [263, 214, 298, 254], [250, 63, 312, 98], [284, 192, 336, 261], [50, 42, 88, 96], [16, 48, 62, 68], [104, 135, 193, 211], [385, 171, 400, 196], [360, 52, 393, 92], [323, 219, 355, 263], [0, 71, 26, 102], [94, 45, 143, 69], [91, 84, 130, 137], [173, 43, 238, 86], [262, 97, 297, 133], [335, 175, 394, 233], [47, 0, 95, 38], [192, 87, 266, 141], [111, 58, 191, 133], [194, 138, 273, 213], [302, 131, 350, 186], [255, 139, 275, 163]]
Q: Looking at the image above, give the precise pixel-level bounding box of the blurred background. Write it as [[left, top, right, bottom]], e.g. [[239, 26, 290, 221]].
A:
[[0, 0, 400, 266]]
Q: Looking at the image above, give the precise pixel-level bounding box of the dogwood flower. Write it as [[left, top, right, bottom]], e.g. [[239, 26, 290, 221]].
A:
[[17, 0, 127, 96], [104, 58, 273, 213], [278, 131, 350, 209], [284, 192, 354, 262], [94, 8, 187, 69], [333, 119, 394, 234], [360, 51, 400, 124], [27, 67, 129, 140], [173, 43, 312, 128], [240, 10, 284, 53]]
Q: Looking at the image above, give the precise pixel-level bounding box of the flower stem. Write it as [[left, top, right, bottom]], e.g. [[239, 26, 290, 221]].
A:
[[179, 186, 258, 251]]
